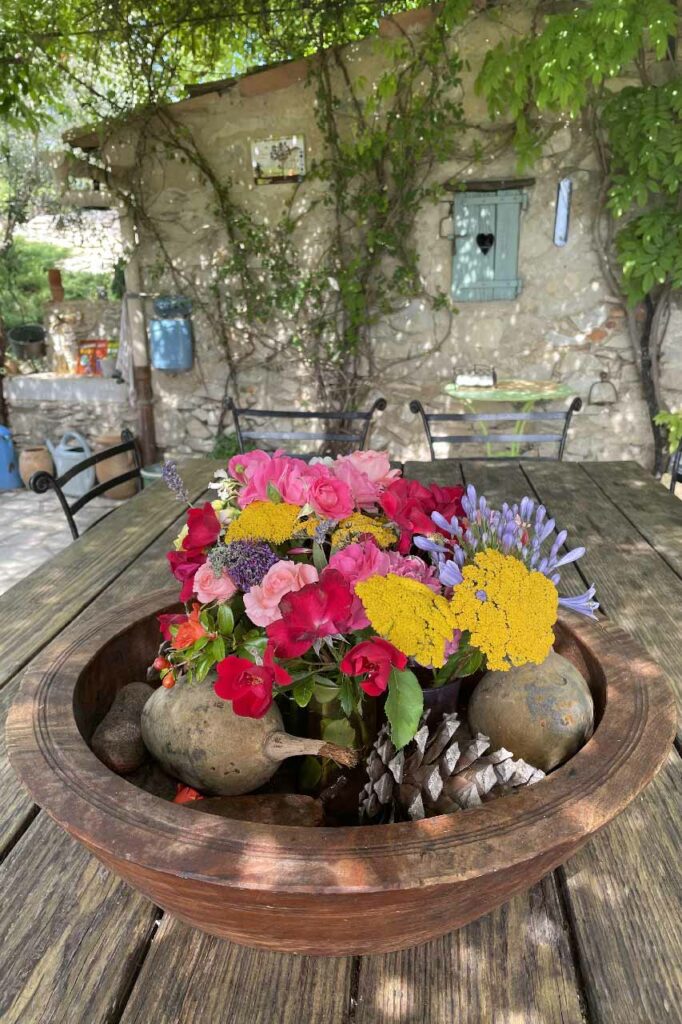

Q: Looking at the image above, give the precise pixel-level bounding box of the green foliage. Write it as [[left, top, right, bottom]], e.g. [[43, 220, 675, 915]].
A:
[[385, 666, 424, 749], [476, 0, 681, 303], [654, 411, 682, 454], [0, 238, 110, 328]]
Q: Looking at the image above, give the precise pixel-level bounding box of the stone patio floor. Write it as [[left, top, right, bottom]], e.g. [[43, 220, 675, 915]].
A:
[[0, 489, 119, 597]]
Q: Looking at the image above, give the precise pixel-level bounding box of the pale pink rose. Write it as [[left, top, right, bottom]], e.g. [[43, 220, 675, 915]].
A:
[[385, 551, 441, 592], [193, 562, 237, 604], [237, 456, 312, 508], [342, 450, 401, 487], [307, 474, 354, 521], [330, 458, 381, 510], [244, 560, 319, 626]]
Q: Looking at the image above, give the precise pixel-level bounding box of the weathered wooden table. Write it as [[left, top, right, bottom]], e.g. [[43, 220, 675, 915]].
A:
[[1, 459, 680, 1024]]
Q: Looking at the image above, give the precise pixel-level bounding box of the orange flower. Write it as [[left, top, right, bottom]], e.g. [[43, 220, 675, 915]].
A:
[[171, 603, 207, 650]]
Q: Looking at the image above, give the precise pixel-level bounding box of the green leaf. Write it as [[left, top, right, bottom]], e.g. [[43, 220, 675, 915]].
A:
[[292, 676, 315, 707], [338, 677, 355, 718], [312, 541, 328, 572], [312, 679, 340, 705], [322, 717, 357, 747], [217, 603, 235, 636], [266, 482, 282, 503], [385, 667, 424, 749]]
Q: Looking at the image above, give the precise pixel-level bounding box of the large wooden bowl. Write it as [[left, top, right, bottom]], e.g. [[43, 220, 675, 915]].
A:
[[7, 588, 676, 956]]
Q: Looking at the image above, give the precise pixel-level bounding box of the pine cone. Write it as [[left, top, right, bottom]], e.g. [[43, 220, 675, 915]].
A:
[[359, 712, 545, 822]]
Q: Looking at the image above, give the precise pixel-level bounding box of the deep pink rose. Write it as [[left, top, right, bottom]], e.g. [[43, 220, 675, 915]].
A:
[[244, 560, 319, 627], [238, 456, 312, 508], [182, 502, 222, 551], [167, 549, 207, 602], [307, 474, 354, 521], [328, 540, 390, 629], [193, 562, 237, 604]]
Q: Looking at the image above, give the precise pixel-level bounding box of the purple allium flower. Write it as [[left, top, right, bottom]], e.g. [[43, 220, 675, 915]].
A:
[[211, 541, 278, 592], [162, 460, 190, 504]]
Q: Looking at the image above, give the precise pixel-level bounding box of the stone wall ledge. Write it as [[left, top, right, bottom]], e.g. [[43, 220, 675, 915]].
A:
[[5, 374, 129, 405]]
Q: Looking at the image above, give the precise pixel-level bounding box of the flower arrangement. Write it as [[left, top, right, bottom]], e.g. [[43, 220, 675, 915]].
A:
[[156, 450, 598, 751]]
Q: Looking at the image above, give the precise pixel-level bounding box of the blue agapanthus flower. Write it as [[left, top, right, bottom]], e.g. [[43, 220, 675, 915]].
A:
[[414, 483, 599, 619]]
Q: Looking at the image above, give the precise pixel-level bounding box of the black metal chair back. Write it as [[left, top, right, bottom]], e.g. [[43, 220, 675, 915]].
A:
[[29, 429, 144, 540], [669, 439, 682, 493], [221, 396, 387, 455], [410, 397, 582, 461]]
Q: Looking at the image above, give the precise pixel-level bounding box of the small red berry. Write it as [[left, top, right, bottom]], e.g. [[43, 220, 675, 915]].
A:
[[153, 656, 170, 671], [161, 672, 176, 689]]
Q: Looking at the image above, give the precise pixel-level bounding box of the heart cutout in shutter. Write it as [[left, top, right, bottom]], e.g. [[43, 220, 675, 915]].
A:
[[475, 233, 491, 254], [476, 232, 495, 255]]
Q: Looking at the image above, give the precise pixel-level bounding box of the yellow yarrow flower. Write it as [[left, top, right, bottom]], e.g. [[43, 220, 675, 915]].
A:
[[332, 513, 397, 550], [225, 501, 303, 545], [449, 549, 558, 672], [355, 573, 459, 668]]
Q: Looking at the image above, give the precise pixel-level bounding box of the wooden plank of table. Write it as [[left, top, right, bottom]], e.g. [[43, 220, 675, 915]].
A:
[[355, 875, 585, 1024], [0, 458, 219, 692], [520, 460, 682, 1024], [0, 682, 36, 858], [560, 752, 682, 1024], [118, 916, 352, 1024], [523, 461, 682, 720], [581, 460, 682, 579], [0, 815, 159, 1024]]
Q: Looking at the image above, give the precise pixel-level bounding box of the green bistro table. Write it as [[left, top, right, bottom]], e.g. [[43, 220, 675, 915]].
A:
[[444, 378, 574, 456]]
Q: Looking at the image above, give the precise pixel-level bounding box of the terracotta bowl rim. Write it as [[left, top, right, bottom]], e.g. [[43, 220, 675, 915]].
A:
[[7, 587, 676, 896]]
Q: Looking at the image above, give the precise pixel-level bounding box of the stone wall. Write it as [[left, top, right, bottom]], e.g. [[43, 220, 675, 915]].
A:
[[90, 3, 680, 466]]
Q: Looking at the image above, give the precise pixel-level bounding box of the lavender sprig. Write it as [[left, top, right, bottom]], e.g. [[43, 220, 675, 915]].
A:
[[162, 460, 191, 505]]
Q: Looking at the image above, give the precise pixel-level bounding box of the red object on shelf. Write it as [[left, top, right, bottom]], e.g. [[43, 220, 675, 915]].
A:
[[77, 339, 110, 376]]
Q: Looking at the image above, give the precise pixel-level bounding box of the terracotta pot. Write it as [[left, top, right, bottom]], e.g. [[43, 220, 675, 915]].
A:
[[6, 589, 676, 956], [94, 434, 138, 499], [19, 445, 54, 487]]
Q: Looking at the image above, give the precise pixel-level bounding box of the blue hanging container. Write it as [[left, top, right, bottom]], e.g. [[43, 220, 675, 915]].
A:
[[150, 295, 193, 372], [0, 426, 23, 490]]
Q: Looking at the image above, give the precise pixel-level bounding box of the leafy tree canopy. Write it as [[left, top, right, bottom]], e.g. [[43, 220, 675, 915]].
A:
[[0, 0, 424, 129]]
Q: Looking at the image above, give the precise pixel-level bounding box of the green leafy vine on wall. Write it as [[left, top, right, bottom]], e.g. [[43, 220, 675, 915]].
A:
[[124, 0, 480, 415]]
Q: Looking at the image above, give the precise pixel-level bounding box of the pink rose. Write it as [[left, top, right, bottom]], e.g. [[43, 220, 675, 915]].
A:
[[329, 540, 391, 630], [330, 459, 381, 510], [238, 456, 312, 508], [244, 560, 319, 627], [227, 449, 275, 484], [385, 551, 441, 592], [329, 540, 391, 586], [342, 450, 401, 487], [308, 474, 354, 521], [193, 562, 237, 604]]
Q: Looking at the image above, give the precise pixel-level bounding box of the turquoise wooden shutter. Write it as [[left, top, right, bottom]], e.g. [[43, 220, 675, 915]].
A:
[[451, 189, 526, 301]]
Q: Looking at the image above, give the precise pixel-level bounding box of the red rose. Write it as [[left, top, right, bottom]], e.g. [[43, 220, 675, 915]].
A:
[[214, 646, 291, 718], [167, 549, 207, 601], [379, 478, 436, 553], [182, 502, 221, 551], [340, 638, 407, 696], [266, 568, 353, 658], [380, 479, 465, 552], [158, 612, 187, 642], [429, 483, 465, 525]]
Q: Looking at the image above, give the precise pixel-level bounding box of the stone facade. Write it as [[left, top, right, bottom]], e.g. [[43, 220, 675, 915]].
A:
[[64, 4, 680, 466]]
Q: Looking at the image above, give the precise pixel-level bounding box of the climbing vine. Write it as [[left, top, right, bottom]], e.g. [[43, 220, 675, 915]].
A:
[[117, 0, 476, 417]]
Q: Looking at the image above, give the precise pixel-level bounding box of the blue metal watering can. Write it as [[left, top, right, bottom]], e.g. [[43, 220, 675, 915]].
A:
[[0, 426, 23, 490]]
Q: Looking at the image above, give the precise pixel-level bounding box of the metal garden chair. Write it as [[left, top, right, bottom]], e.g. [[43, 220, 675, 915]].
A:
[[669, 438, 682, 493], [220, 396, 387, 456], [410, 397, 582, 461], [28, 429, 144, 539]]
